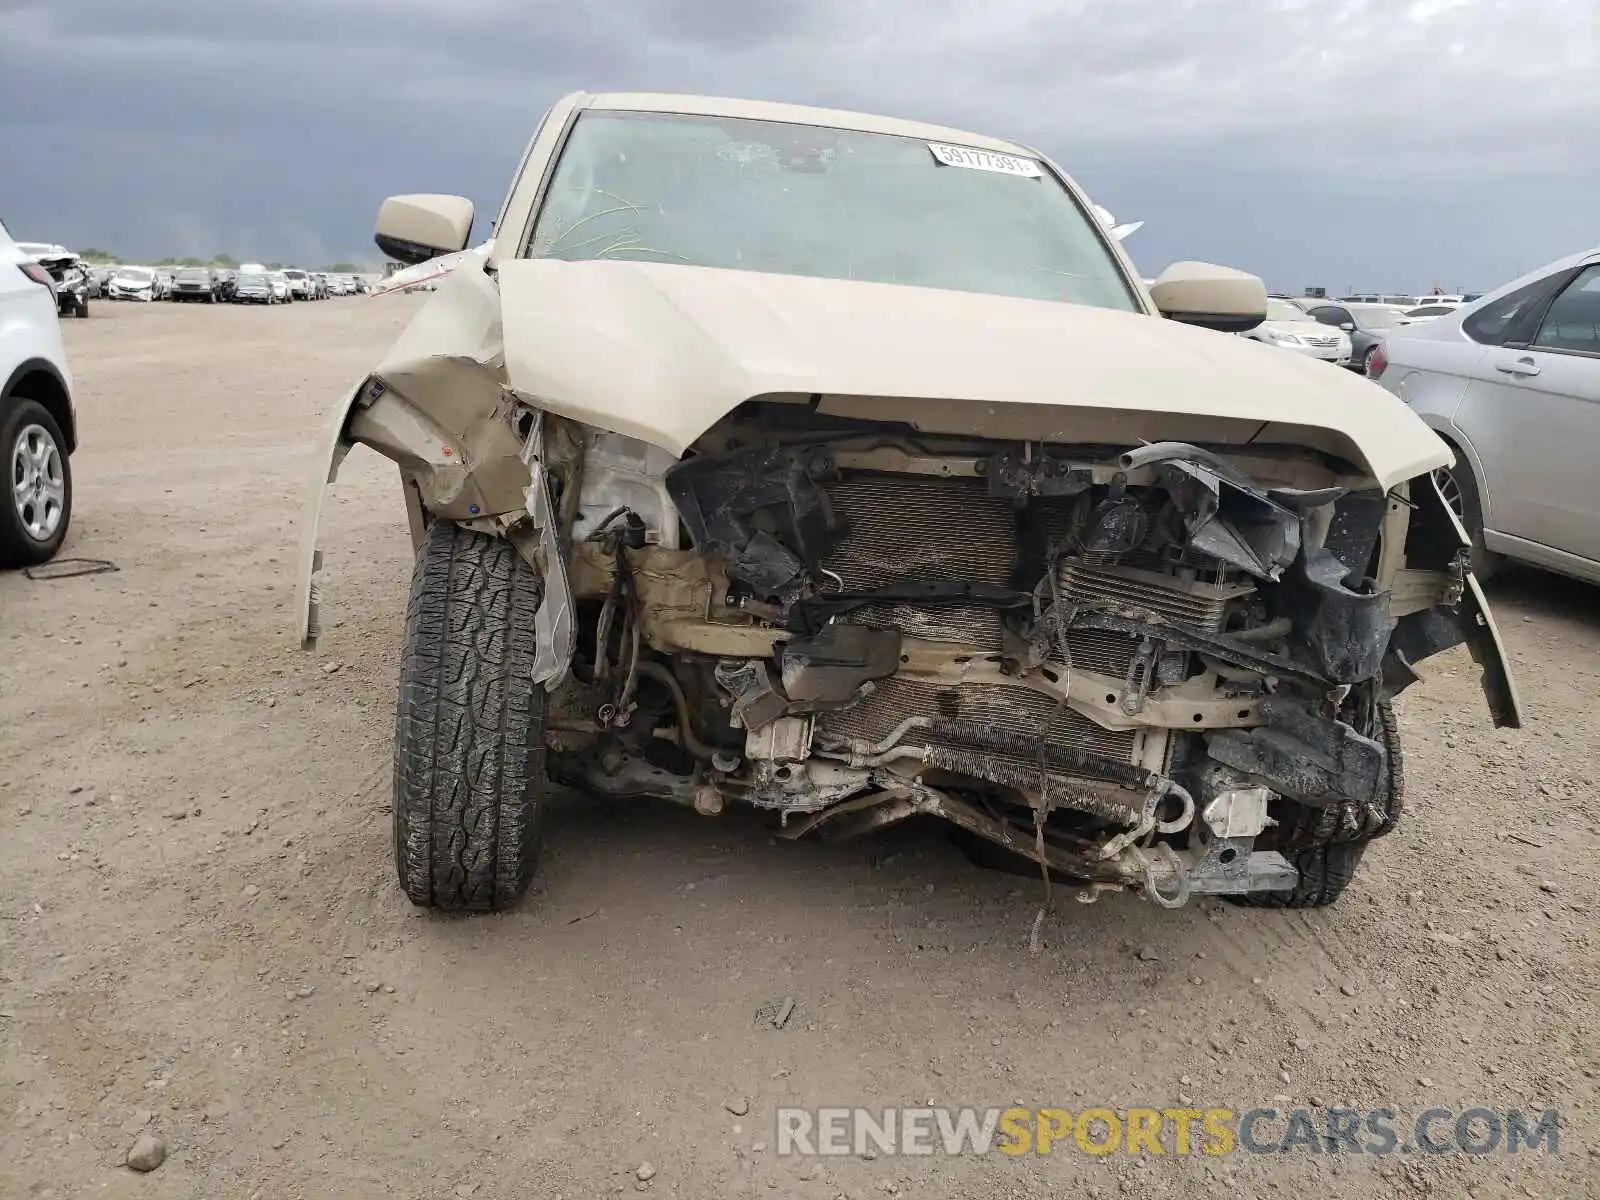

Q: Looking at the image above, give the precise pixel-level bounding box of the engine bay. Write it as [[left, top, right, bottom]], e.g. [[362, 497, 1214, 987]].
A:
[[538, 403, 1476, 904]]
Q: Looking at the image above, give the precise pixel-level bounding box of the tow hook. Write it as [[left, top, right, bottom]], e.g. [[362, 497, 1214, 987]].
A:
[[1446, 547, 1469, 606], [1140, 843, 1192, 909]]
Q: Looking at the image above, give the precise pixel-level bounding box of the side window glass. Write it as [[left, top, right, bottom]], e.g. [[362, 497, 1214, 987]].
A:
[[1463, 275, 1565, 346], [1309, 307, 1339, 325], [1532, 264, 1600, 355]]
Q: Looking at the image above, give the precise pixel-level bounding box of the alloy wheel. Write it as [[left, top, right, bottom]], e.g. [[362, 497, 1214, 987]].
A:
[[1433, 467, 1466, 523], [11, 423, 66, 542]]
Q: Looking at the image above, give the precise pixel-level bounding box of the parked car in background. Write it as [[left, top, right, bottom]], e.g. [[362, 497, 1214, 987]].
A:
[[1342, 294, 1418, 307], [0, 216, 77, 565], [282, 269, 314, 301], [266, 272, 293, 303], [1374, 247, 1600, 584], [107, 266, 158, 301], [169, 266, 219, 303], [153, 270, 173, 300], [86, 267, 113, 298], [215, 269, 238, 302], [16, 246, 92, 319], [1304, 302, 1409, 375], [1399, 304, 1458, 324], [232, 272, 276, 304], [1242, 297, 1351, 364], [51, 258, 92, 319], [310, 272, 329, 299]]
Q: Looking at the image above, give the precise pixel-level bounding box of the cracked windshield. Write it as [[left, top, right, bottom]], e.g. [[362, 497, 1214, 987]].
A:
[[528, 111, 1138, 310]]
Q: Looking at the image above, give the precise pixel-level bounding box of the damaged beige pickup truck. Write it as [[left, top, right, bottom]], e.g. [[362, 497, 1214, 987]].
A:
[[298, 92, 1522, 913]]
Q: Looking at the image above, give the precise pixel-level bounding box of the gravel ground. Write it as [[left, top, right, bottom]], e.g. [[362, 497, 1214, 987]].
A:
[[1, 298, 1595, 1200]]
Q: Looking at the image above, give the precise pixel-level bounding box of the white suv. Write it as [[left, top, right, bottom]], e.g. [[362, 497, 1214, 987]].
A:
[[0, 215, 77, 565]]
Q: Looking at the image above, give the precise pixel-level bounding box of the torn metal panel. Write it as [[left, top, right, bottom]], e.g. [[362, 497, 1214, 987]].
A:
[[1277, 544, 1393, 683], [1205, 697, 1387, 808], [295, 376, 365, 649], [1145, 455, 1303, 579], [352, 263, 530, 520], [1397, 473, 1525, 728], [779, 624, 902, 709], [665, 444, 841, 596], [520, 414, 576, 688]]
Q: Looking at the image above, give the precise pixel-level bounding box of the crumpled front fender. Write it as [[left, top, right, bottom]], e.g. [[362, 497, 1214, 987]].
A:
[[295, 265, 535, 650]]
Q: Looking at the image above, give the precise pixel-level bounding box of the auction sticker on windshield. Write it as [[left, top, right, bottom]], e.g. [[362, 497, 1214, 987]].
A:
[[927, 143, 1042, 178]]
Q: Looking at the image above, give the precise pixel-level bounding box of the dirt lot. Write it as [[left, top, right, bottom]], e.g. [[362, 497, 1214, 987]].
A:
[[1, 298, 1595, 1200]]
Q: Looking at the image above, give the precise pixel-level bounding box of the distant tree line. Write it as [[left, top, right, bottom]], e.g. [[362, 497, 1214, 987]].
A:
[[74, 248, 372, 272]]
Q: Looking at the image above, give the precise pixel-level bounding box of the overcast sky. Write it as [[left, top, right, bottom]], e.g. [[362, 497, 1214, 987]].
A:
[[2, 0, 1594, 291]]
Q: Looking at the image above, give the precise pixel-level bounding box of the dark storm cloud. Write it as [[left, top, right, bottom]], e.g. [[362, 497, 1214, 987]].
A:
[[2, 0, 1595, 288]]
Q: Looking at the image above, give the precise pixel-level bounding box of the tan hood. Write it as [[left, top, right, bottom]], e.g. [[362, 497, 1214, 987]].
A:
[[497, 260, 1449, 489]]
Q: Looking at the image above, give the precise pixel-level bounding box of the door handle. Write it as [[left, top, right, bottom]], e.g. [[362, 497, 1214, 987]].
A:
[[1494, 357, 1541, 377]]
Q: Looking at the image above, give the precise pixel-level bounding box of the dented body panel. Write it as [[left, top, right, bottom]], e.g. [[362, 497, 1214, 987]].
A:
[[496, 259, 1449, 488]]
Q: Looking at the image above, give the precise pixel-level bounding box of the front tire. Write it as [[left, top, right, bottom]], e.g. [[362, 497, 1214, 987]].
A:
[[1, 399, 73, 567], [392, 520, 549, 911], [1233, 702, 1403, 910]]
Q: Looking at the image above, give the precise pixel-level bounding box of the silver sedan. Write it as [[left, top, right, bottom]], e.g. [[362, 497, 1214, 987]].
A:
[[1373, 247, 1600, 584]]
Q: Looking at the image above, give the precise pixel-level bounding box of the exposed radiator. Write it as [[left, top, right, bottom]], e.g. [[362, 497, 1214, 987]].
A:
[[825, 473, 1018, 591], [821, 469, 1251, 650], [813, 469, 1251, 777], [823, 473, 1017, 647], [1055, 560, 1251, 634]]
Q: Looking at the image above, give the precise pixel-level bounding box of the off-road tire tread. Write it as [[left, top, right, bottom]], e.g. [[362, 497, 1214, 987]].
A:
[[393, 520, 546, 911], [1261, 701, 1405, 852], [1235, 702, 1403, 909]]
